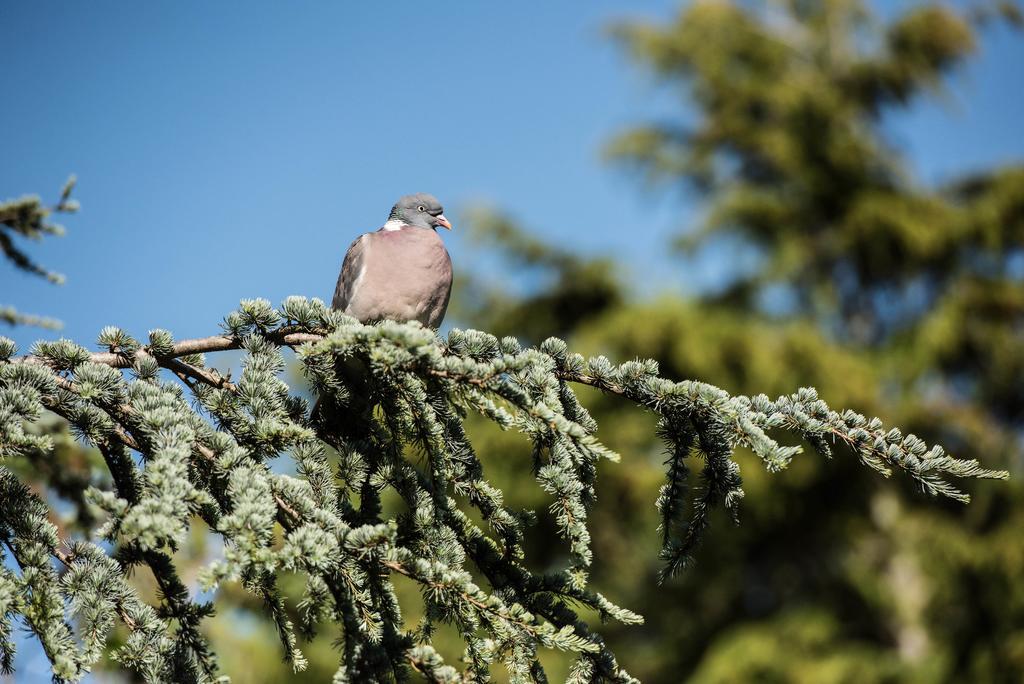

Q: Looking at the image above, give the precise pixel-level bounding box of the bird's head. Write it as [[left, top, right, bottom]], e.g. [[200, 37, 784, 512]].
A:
[[388, 193, 452, 230]]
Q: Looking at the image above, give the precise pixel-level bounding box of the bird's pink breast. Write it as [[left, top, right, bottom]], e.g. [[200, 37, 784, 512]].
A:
[[345, 227, 452, 328]]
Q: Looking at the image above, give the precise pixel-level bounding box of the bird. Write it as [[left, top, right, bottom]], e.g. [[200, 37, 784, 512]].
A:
[[313, 194, 453, 439], [331, 193, 453, 329]]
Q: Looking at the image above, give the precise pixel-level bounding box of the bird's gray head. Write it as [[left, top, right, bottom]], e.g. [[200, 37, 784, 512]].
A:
[[387, 193, 452, 231]]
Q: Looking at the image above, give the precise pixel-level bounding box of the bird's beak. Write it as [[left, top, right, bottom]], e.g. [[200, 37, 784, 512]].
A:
[[435, 214, 452, 230]]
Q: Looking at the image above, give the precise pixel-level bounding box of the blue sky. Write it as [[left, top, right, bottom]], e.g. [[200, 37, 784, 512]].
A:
[[2, 2, 1023, 355]]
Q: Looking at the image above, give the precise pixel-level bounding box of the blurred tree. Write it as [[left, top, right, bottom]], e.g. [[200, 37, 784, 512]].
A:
[[610, 0, 1024, 401], [454, 1, 1024, 681], [456, 208, 624, 343]]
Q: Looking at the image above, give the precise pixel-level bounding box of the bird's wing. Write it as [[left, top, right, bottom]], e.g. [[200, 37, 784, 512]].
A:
[[332, 234, 369, 312]]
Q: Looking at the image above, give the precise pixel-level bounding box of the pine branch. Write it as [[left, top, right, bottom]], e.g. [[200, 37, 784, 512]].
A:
[[0, 297, 1007, 682]]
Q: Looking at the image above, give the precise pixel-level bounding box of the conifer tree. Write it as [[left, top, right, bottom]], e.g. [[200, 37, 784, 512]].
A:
[[610, 0, 1024, 370], [449, 2, 1024, 681], [459, 1, 1024, 681], [0, 290, 1008, 682]]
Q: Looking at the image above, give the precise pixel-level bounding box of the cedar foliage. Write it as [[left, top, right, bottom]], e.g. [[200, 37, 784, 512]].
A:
[[0, 297, 1006, 682]]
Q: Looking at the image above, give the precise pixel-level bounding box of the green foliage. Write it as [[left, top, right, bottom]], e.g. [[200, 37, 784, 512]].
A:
[[457, 208, 623, 342], [610, 0, 1023, 344], [0, 298, 1000, 682], [684, 608, 909, 684], [474, 1, 1024, 680], [0, 176, 77, 329], [438, 5, 1024, 680]]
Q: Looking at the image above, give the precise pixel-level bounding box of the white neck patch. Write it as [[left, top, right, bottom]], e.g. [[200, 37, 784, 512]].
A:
[[381, 219, 406, 231]]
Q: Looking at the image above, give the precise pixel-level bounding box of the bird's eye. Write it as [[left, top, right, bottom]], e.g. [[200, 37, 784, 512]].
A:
[[417, 205, 425, 212]]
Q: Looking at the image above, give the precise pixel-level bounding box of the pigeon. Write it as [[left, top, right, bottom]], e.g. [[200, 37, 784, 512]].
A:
[[332, 193, 453, 329], [315, 194, 453, 437]]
